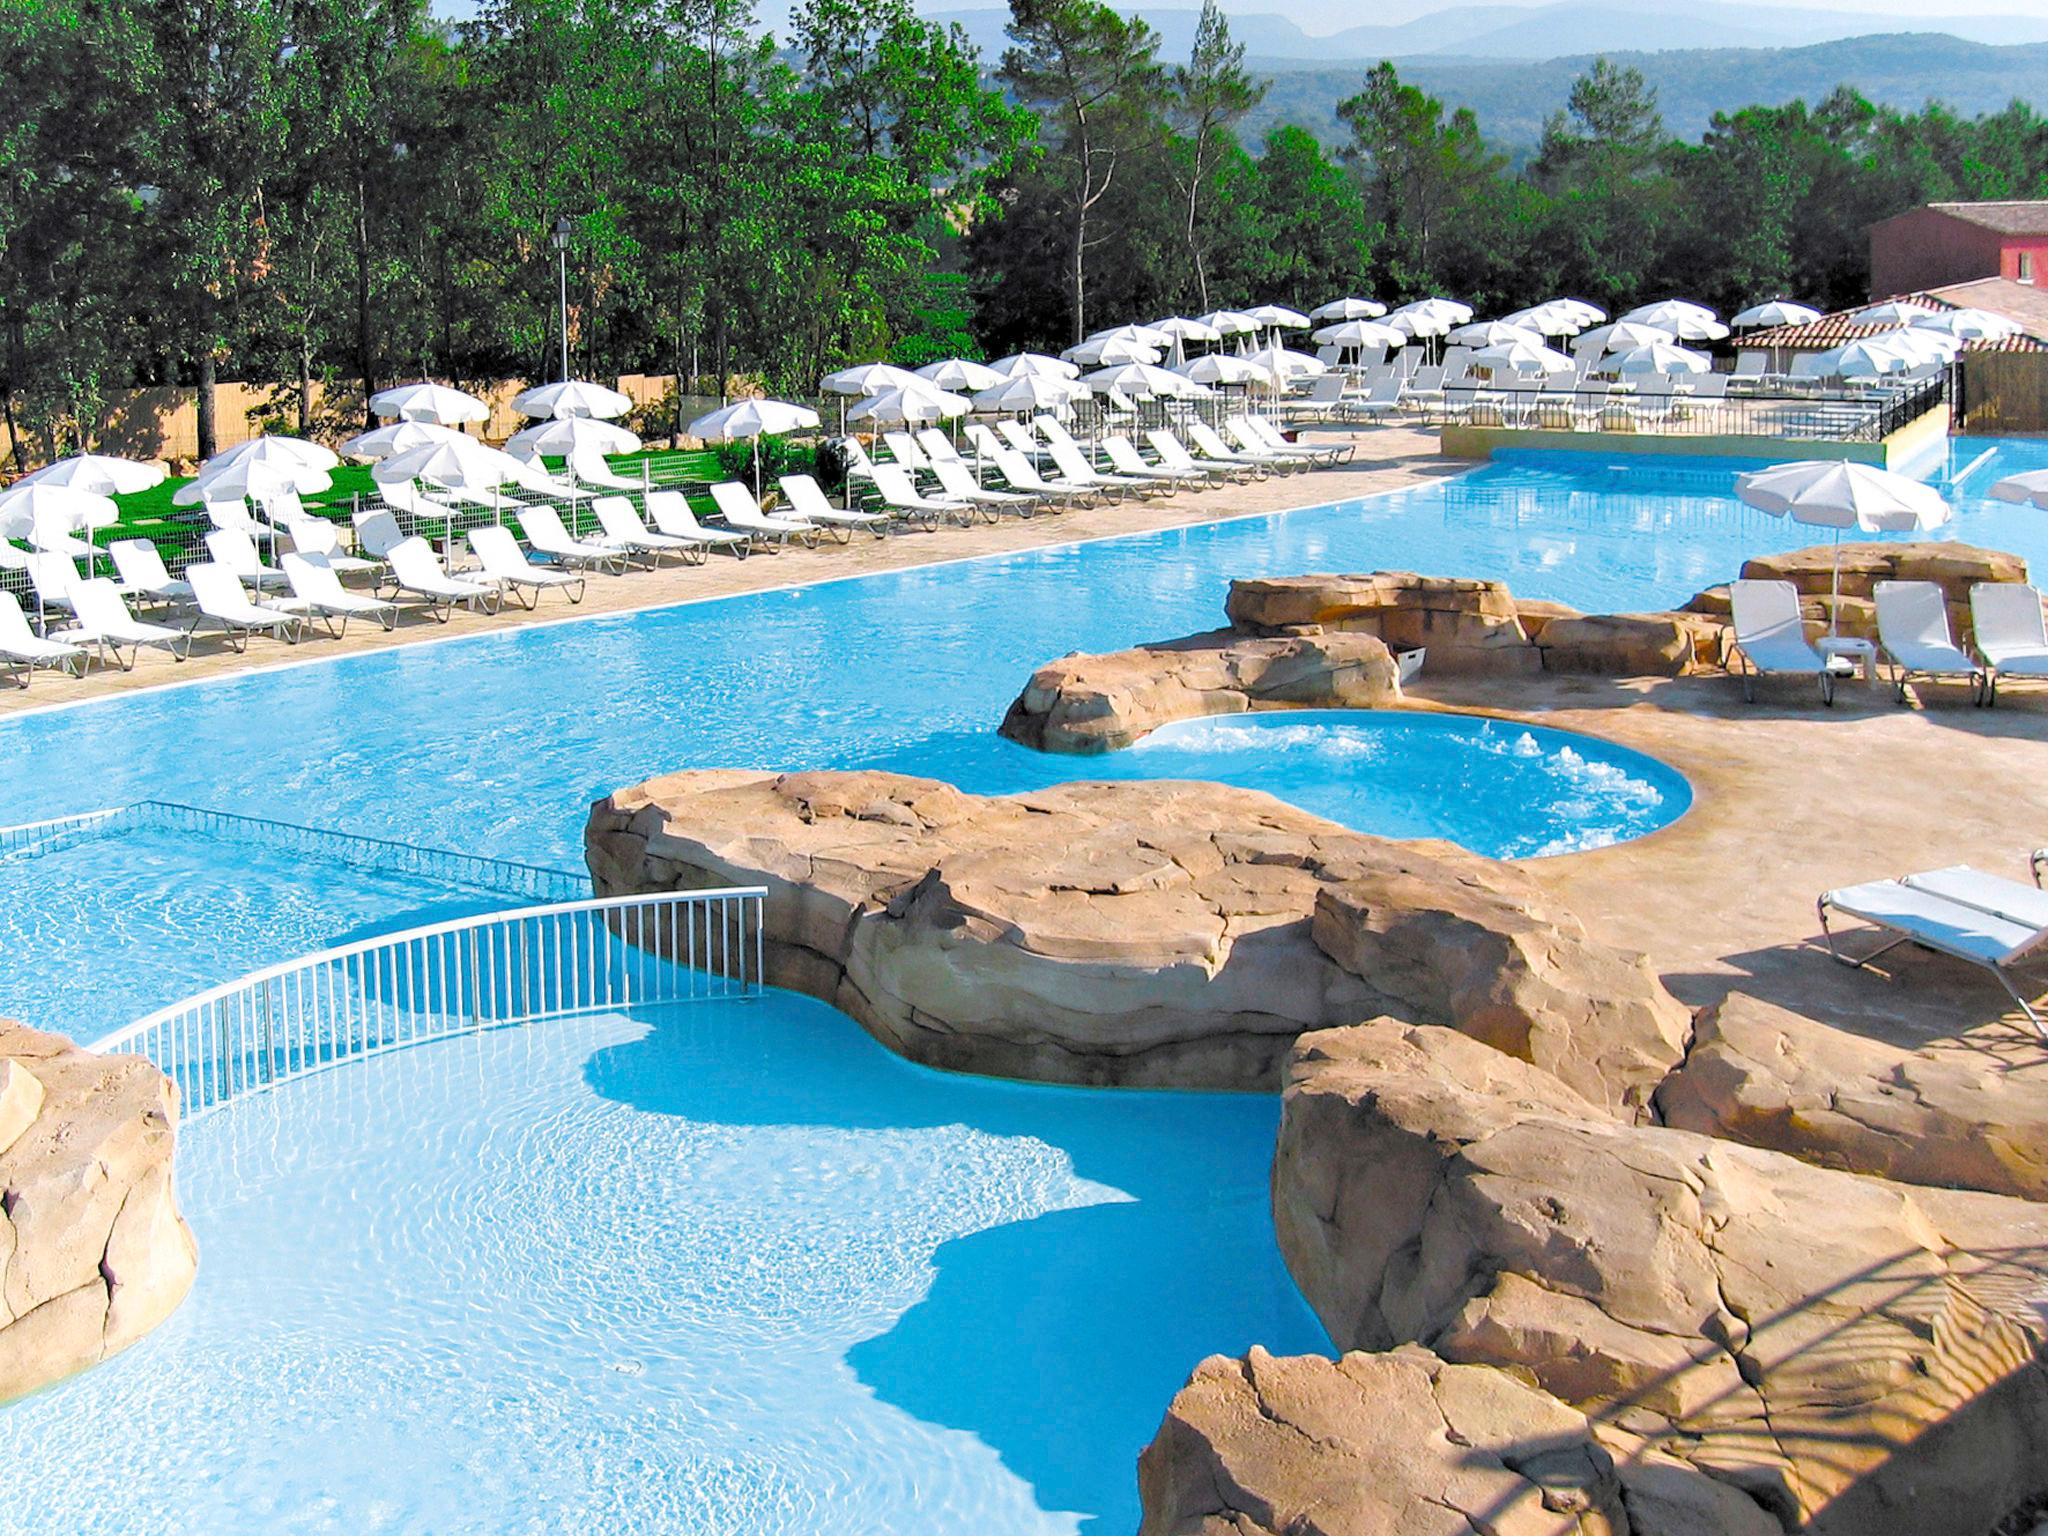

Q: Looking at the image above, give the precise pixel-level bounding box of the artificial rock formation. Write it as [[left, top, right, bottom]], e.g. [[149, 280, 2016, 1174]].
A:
[[998, 628, 1402, 754], [0, 1020, 197, 1403], [1657, 992, 2048, 1202], [585, 770, 1688, 1101], [1263, 1019, 2048, 1536]]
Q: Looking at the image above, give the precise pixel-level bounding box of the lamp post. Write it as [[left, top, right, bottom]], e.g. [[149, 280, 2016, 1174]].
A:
[[552, 216, 572, 382]]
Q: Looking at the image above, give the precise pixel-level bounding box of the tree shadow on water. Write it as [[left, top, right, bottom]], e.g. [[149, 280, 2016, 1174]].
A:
[[580, 989, 1329, 1531]]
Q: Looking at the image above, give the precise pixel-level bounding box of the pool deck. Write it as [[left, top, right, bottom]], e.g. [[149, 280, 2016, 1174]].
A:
[[1409, 670, 2048, 1066], [0, 427, 1461, 716]]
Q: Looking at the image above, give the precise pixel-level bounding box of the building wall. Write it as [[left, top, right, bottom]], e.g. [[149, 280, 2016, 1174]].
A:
[[2000, 239, 2048, 286], [1869, 209, 2011, 299]]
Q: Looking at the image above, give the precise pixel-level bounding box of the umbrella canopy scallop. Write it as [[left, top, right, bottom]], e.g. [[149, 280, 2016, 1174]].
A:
[[174, 457, 333, 506], [989, 352, 1081, 381], [371, 436, 528, 489], [915, 358, 1006, 393], [687, 399, 821, 441], [204, 436, 341, 474], [507, 416, 643, 461], [17, 453, 166, 496], [1194, 310, 1260, 336], [1175, 354, 1271, 386], [1312, 320, 1406, 349], [971, 375, 1090, 414], [1082, 363, 1206, 399], [1736, 460, 1949, 531], [340, 420, 467, 461], [369, 381, 491, 425], [1611, 341, 1711, 375], [1150, 316, 1223, 342], [1731, 300, 1822, 330], [1579, 321, 1678, 355], [846, 385, 971, 426], [1309, 297, 1387, 322], [818, 363, 922, 398], [1447, 320, 1545, 348], [1061, 336, 1161, 367]]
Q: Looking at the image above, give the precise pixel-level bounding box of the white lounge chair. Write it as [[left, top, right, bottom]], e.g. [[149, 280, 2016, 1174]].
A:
[[645, 491, 753, 559], [467, 525, 586, 607], [1972, 583, 2048, 706], [1184, 421, 1276, 477], [0, 590, 85, 686], [709, 481, 820, 549], [1041, 437, 1157, 500], [880, 431, 934, 472], [54, 579, 190, 669], [185, 561, 306, 649], [863, 463, 975, 527], [913, 429, 969, 469], [778, 475, 891, 538], [1728, 579, 1839, 704], [570, 449, 641, 492], [385, 536, 499, 621], [26, 551, 80, 624], [283, 515, 380, 578], [1237, 413, 1350, 467], [927, 460, 1038, 518], [205, 526, 293, 592], [987, 446, 1093, 507], [354, 509, 408, 560], [1146, 429, 1251, 484], [283, 552, 399, 635], [108, 539, 192, 611], [1820, 863, 2048, 1034], [593, 495, 702, 566], [1100, 435, 1203, 491], [1218, 417, 1311, 472], [518, 503, 632, 574], [1873, 580, 1983, 704]]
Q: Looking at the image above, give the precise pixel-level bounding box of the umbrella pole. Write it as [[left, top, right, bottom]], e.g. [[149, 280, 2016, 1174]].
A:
[[1831, 532, 1842, 638]]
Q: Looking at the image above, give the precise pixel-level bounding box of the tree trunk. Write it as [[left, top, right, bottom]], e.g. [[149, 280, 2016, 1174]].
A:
[[298, 338, 314, 436], [353, 173, 376, 428], [1072, 209, 1088, 344], [195, 351, 217, 461], [1, 388, 23, 477]]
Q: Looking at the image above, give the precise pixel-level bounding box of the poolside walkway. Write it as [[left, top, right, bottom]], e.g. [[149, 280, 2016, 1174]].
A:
[[1408, 670, 2048, 1064], [0, 427, 1459, 715]]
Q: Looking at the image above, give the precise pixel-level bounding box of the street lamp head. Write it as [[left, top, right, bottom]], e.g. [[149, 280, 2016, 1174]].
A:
[[552, 216, 572, 252]]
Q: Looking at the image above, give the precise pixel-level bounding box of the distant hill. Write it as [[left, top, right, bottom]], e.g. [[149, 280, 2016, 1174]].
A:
[[925, 0, 2048, 62], [1235, 33, 2048, 150]]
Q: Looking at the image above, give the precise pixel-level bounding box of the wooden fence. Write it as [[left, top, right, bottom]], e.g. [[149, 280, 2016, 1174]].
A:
[[1956, 353, 2048, 436], [0, 372, 692, 472]]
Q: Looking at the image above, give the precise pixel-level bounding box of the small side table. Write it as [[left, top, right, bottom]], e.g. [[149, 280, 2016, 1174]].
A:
[[1817, 635, 1877, 684]]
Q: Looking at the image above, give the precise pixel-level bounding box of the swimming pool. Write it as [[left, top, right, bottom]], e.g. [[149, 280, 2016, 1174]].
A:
[[2, 439, 2043, 1532], [1048, 710, 1691, 858]]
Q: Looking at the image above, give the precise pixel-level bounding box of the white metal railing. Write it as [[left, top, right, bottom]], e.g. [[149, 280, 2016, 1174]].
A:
[[0, 800, 584, 904], [90, 887, 765, 1119]]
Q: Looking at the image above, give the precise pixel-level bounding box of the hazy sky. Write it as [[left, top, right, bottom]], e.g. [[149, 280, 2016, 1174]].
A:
[[911, 0, 2048, 24]]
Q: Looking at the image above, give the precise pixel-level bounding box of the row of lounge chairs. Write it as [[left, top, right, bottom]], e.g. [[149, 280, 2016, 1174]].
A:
[[1728, 578, 2048, 706]]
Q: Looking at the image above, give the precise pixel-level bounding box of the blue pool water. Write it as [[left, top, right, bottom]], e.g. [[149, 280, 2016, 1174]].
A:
[[2, 439, 2044, 1532], [1068, 710, 1690, 858]]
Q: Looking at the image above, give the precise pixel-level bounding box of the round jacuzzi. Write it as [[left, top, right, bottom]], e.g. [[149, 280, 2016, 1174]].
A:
[[1096, 709, 1690, 858]]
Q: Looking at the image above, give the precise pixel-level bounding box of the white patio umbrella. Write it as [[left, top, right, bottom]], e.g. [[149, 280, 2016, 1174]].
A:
[[203, 435, 342, 474], [339, 420, 466, 461], [1245, 304, 1311, 329], [1579, 321, 1678, 355], [1988, 470, 2048, 510], [372, 435, 527, 490], [819, 362, 923, 398], [1471, 339, 1575, 376], [1611, 341, 1712, 376], [688, 398, 822, 493], [0, 483, 118, 548], [368, 381, 491, 425], [1244, 345, 1328, 383], [1792, 339, 1912, 381], [1851, 299, 1939, 326], [1731, 300, 1822, 331], [1390, 297, 1474, 326], [1151, 316, 1223, 343], [1082, 363, 1206, 400], [17, 452, 166, 495], [1089, 323, 1174, 348], [1310, 297, 1386, 322], [1311, 320, 1406, 352], [511, 379, 633, 420], [915, 358, 1006, 394], [1880, 327, 1962, 365], [989, 352, 1082, 381], [1506, 298, 1605, 334], [173, 457, 333, 506], [1618, 300, 1728, 341], [1736, 460, 1951, 632], [1195, 310, 1260, 337], [1911, 307, 2020, 342], [1061, 336, 1161, 367], [971, 374, 1090, 415], [506, 415, 643, 462], [1446, 320, 1546, 348], [1175, 354, 1271, 387], [846, 384, 971, 426]]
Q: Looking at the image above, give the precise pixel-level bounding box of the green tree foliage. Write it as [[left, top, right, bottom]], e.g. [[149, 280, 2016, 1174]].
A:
[[1337, 63, 1503, 294], [1168, 0, 1264, 312]]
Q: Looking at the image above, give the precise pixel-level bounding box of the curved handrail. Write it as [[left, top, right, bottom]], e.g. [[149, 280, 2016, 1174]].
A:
[[92, 885, 768, 1118]]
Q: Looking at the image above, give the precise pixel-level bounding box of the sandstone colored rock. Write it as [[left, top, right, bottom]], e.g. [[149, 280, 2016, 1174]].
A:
[[586, 771, 1686, 1099], [1137, 1344, 1633, 1536], [1229, 571, 1539, 674], [998, 628, 1401, 754], [1273, 1019, 2048, 1535], [0, 1020, 197, 1404], [1657, 992, 2048, 1200], [1529, 612, 1710, 677]]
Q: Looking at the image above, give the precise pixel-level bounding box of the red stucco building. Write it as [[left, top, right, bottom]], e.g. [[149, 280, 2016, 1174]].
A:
[[1868, 202, 2048, 300]]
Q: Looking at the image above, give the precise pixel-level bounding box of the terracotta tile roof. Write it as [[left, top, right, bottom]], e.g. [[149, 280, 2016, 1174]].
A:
[[1924, 201, 2048, 236], [1735, 280, 2048, 354]]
